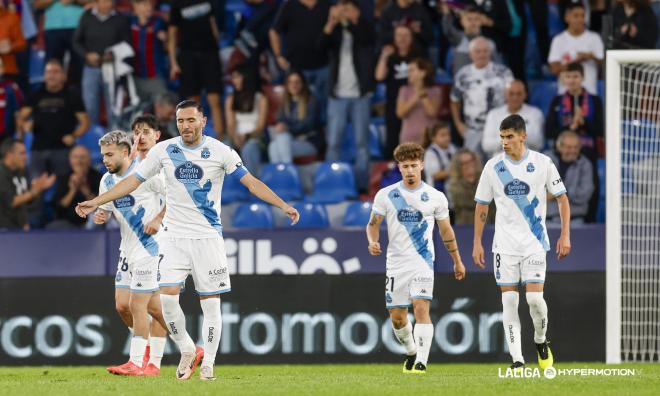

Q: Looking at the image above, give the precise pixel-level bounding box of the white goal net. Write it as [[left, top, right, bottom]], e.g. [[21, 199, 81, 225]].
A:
[[606, 51, 660, 363]]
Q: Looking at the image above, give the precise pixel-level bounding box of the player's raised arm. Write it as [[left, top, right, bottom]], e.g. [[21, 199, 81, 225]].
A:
[[75, 175, 143, 218], [365, 213, 384, 256], [473, 203, 489, 269], [239, 172, 299, 225], [437, 218, 466, 280], [555, 193, 571, 259]]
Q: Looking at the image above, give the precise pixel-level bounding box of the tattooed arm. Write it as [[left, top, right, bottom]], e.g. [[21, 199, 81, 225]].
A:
[[366, 213, 384, 256], [437, 218, 466, 280], [472, 203, 490, 269]]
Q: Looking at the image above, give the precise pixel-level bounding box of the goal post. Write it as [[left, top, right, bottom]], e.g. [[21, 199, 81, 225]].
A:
[[606, 50, 660, 364]]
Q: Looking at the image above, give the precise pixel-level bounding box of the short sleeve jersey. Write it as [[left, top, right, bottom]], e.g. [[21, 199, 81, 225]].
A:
[[474, 150, 567, 256], [135, 136, 247, 238], [372, 182, 449, 273], [99, 160, 165, 261]]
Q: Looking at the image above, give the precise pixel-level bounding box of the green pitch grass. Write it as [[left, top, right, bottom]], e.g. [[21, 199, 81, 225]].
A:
[[1, 363, 659, 396]]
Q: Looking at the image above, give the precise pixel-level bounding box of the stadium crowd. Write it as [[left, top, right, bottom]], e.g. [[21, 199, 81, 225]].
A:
[[0, 0, 658, 230]]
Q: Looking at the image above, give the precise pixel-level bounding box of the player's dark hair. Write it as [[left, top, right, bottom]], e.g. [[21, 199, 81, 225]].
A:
[[394, 142, 425, 162], [131, 113, 159, 131], [0, 139, 23, 160], [499, 114, 526, 133], [564, 62, 584, 76], [176, 99, 204, 114]]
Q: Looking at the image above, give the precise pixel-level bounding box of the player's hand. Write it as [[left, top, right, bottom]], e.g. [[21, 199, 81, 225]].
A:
[[472, 243, 486, 269], [93, 210, 109, 225], [76, 199, 99, 218], [368, 241, 381, 256], [556, 233, 571, 260], [144, 217, 161, 235], [453, 260, 466, 280], [283, 205, 299, 225]]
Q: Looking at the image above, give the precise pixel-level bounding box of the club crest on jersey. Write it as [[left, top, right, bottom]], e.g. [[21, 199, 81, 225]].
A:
[[527, 163, 535, 173], [201, 147, 211, 159], [174, 161, 204, 184], [385, 292, 393, 304], [397, 207, 423, 224], [116, 272, 122, 282], [113, 194, 135, 209], [421, 192, 429, 202], [504, 179, 530, 197]]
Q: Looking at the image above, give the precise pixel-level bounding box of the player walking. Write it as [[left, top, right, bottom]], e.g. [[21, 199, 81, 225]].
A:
[[366, 142, 466, 374], [472, 114, 571, 370], [77, 100, 299, 381]]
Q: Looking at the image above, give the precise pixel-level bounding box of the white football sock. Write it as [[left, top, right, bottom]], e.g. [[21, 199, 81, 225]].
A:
[[502, 291, 524, 363], [200, 298, 222, 367], [160, 294, 196, 354], [392, 321, 417, 356], [129, 336, 148, 367], [148, 336, 167, 368], [526, 292, 548, 344], [413, 323, 433, 366]]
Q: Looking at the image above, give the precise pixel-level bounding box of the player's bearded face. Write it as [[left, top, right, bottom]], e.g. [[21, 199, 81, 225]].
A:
[[176, 107, 206, 146], [398, 160, 423, 186], [101, 145, 127, 174]]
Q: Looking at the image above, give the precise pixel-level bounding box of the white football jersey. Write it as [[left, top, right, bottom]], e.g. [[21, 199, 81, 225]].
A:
[[372, 182, 449, 273], [475, 149, 567, 256], [135, 136, 247, 238], [99, 160, 165, 261]]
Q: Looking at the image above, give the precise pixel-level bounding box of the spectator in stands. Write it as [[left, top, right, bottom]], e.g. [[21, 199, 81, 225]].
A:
[[269, 0, 331, 117], [49, 145, 101, 229], [0, 57, 23, 142], [168, 0, 224, 137], [321, 0, 375, 191], [396, 57, 441, 145], [130, 0, 168, 103], [375, 24, 422, 160], [446, 147, 494, 225], [268, 71, 321, 164], [422, 121, 456, 193], [379, 0, 434, 50], [73, 0, 130, 127], [545, 62, 603, 161], [37, 0, 85, 85], [225, 65, 268, 176], [548, 2, 604, 95], [482, 79, 544, 159], [0, 0, 27, 83], [439, 4, 499, 76], [233, 0, 277, 74], [0, 139, 55, 230], [19, 59, 89, 178], [467, 0, 511, 55], [152, 91, 179, 139], [450, 37, 513, 155], [612, 0, 658, 49], [545, 130, 594, 224]]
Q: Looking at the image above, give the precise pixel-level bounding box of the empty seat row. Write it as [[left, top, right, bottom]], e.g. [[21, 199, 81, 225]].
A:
[[232, 201, 374, 229]]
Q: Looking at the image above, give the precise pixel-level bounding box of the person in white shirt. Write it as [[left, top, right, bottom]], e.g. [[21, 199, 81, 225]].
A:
[[473, 114, 571, 372], [482, 80, 544, 159], [367, 142, 465, 374], [450, 37, 513, 155], [548, 2, 604, 95], [76, 100, 300, 381]]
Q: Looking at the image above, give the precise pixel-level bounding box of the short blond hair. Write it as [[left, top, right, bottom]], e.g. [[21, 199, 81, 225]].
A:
[[99, 130, 132, 153]]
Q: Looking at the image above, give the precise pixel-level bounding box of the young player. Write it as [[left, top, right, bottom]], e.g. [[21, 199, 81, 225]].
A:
[[472, 114, 571, 370], [76, 100, 300, 381], [366, 142, 466, 374], [94, 130, 168, 376]]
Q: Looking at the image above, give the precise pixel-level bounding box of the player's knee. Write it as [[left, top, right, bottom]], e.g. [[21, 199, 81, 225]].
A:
[[147, 303, 163, 319], [389, 312, 407, 329], [525, 292, 545, 309], [501, 291, 519, 308], [116, 301, 130, 316], [412, 302, 431, 322]]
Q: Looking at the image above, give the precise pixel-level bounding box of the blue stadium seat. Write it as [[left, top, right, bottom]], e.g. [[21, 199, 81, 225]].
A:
[[597, 80, 605, 101], [596, 159, 605, 223], [369, 118, 384, 159], [308, 162, 357, 204], [232, 203, 274, 229], [529, 80, 558, 116], [258, 163, 303, 201], [372, 83, 386, 104], [222, 172, 250, 204], [342, 201, 373, 227], [292, 202, 329, 229]]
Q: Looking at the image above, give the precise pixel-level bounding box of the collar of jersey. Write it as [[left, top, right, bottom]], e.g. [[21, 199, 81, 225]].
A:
[[176, 136, 206, 151], [398, 181, 425, 193], [114, 159, 137, 180], [504, 148, 529, 165]]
